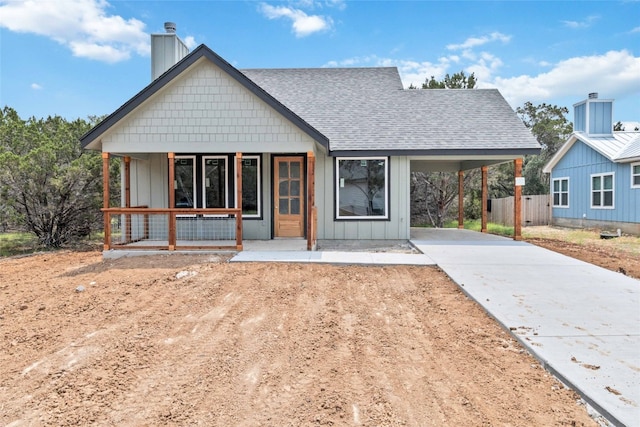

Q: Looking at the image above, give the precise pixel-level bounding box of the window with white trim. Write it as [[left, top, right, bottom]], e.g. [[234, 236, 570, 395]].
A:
[[552, 177, 569, 207], [591, 172, 614, 208], [336, 157, 388, 219], [632, 163, 640, 188], [175, 156, 196, 208], [240, 156, 261, 217]]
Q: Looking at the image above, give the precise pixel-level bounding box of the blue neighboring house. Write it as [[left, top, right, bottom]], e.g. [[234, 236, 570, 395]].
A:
[[543, 93, 640, 235]]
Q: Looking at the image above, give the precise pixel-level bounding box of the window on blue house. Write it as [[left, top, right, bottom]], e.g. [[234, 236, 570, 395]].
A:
[[552, 177, 569, 207], [632, 163, 640, 189], [591, 173, 614, 209], [336, 157, 388, 219]]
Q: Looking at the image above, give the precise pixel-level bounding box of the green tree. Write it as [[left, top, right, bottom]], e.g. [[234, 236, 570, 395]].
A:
[[515, 102, 572, 195], [411, 170, 479, 227], [488, 102, 571, 198], [0, 108, 104, 247], [422, 71, 476, 89]]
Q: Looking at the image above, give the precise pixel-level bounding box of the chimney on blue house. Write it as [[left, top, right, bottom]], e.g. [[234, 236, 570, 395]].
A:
[[573, 92, 614, 136]]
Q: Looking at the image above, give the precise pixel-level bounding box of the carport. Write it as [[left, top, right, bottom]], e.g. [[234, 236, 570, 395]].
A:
[[409, 157, 525, 240]]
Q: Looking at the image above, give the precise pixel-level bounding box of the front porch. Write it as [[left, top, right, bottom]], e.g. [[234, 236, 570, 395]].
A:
[[101, 151, 318, 253]]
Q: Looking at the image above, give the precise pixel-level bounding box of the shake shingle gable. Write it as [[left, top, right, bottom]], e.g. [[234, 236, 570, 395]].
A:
[[81, 45, 329, 150]]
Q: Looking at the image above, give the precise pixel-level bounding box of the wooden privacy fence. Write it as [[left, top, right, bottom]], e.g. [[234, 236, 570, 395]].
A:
[[488, 195, 550, 227]]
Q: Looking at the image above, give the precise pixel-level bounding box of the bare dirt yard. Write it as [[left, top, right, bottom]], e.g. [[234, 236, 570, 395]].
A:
[[0, 248, 601, 426], [523, 226, 640, 279]]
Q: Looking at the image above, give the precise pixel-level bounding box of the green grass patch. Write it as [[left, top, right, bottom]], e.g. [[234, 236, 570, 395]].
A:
[[0, 232, 40, 257], [444, 219, 514, 237]]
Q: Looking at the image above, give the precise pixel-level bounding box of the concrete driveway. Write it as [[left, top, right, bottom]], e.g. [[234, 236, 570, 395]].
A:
[[411, 228, 639, 427]]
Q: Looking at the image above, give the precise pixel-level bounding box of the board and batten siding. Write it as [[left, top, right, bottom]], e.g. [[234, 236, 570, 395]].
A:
[[551, 141, 639, 224], [100, 58, 317, 156], [314, 155, 411, 240], [123, 154, 167, 209], [588, 102, 613, 135], [242, 154, 272, 240]]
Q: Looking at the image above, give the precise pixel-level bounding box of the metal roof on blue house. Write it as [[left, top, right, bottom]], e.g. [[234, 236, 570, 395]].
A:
[[544, 131, 640, 173]]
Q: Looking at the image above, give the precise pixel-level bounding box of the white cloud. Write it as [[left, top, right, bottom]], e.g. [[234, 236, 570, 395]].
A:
[[489, 50, 640, 109], [325, 38, 638, 117], [292, 0, 346, 11], [324, 30, 510, 89], [0, 0, 149, 63], [183, 36, 197, 50], [259, 3, 333, 37], [325, 0, 346, 11], [466, 52, 503, 83], [30, 83, 42, 90], [446, 32, 511, 51], [631, 26, 640, 34], [323, 54, 453, 88], [562, 15, 599, 29]]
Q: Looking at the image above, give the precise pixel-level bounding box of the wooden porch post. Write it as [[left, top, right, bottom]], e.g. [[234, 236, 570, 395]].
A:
[[514, 158, 523, 241], [457, 170, 464, 229], [236, 152, 243, 251], [168, 153, 176, 250], [102, 152, 111, 250], [307, 151, 316, 250], [124, 156, 131, 243], [481, 166, 488, 233]]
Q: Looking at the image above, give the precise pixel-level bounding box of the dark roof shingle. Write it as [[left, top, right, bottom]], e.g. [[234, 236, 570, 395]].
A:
[[242, 67, 540, 155]]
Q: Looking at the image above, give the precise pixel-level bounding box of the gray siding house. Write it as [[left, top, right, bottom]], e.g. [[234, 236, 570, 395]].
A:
[[543, 94, 640, 234], [81, 24, 540, 252]]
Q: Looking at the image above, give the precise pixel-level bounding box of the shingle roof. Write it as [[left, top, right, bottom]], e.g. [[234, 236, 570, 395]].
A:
[[242, 67, 540, 155], [82, 44, 540, 156]]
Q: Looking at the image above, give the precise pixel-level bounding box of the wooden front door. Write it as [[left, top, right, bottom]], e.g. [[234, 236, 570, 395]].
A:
[[274, 156, 305, 237]]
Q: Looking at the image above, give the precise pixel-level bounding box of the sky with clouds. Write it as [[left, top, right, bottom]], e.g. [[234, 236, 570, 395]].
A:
[[0, 0, 638, 123]]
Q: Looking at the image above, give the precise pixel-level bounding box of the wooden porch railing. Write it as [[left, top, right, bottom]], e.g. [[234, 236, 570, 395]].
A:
[[102, 207, 243, 251]]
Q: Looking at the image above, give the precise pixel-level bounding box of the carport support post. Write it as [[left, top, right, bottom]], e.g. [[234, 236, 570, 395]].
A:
[[514, 158, 523, 241], [168, 152, 176, 251], [102, 152, 110, 250], [481, 166, 488, 233], [457, 170, 464, 229]]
